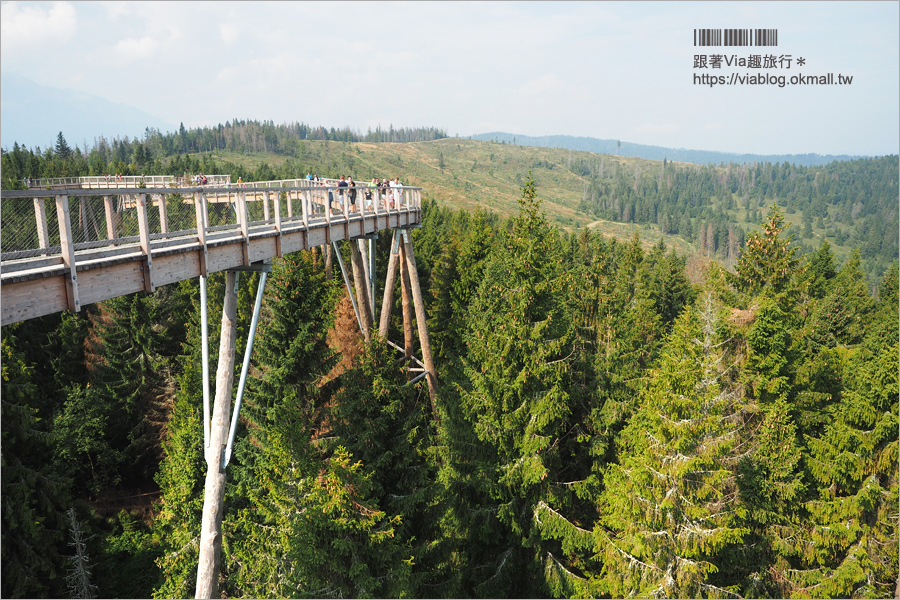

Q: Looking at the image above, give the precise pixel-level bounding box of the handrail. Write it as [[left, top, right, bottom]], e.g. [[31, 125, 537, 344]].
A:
[[1, 178, 423, 325], [23, 174, 233, 189], [2, 180, 422, 261]]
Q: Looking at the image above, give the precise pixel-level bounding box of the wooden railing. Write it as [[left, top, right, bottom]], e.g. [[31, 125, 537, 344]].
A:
[[24, 174, 233, 189], [1, 179, 422, 325]]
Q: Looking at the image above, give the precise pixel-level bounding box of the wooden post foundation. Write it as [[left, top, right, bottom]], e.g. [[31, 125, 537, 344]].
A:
[[195, 271, 239, 600], [349, 240, 373, 340], [400, 231, 438, 414], [378, 230, 400, 338]]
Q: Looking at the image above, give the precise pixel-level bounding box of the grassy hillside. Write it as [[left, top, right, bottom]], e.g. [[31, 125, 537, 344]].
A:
[[203, 138, 896, 274], [210, 138, 699, 252]]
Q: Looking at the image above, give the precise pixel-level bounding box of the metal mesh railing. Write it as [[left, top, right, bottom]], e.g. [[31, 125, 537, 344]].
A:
[[1, 198, 52, 254], [163, 194, 197, 235], [207, 196, 239, 231], [2, 181, 422, 264]]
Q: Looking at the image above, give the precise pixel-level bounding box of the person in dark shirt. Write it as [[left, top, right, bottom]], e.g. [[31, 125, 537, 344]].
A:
[[337, 175, 348, 214], [348, 177, 357, 213]]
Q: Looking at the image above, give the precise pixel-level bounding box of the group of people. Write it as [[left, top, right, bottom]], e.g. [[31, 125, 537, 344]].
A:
[[313, 173, 406, 215]]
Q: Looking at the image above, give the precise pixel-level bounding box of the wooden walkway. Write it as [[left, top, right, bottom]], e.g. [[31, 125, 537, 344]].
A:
[[1, 178, 422, 326]]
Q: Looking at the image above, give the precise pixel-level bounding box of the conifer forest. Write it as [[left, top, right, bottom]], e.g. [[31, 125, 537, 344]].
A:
[[1, 131, 898, 599]]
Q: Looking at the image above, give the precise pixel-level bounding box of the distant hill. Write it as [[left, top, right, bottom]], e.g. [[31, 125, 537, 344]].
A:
[[470, 132, 863, 167], [0, 72, 175, 151]]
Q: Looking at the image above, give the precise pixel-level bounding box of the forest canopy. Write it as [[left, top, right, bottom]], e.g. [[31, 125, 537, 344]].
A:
[[1, 137, 897, 598]]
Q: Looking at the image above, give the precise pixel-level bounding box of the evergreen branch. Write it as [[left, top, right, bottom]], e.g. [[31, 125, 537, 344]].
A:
[[546, 550, 587, 581], [597, 528, 663, 574]]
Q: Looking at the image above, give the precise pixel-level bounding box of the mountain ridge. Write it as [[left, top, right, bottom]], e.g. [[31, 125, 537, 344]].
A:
[[470, 132, 865, 167], [0, 73, 175, 151]]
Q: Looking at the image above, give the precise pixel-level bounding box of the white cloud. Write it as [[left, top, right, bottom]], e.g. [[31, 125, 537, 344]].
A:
[[219, 23, 239, 45], [1, 1, 77, 51], [111, 36, 160, 64]]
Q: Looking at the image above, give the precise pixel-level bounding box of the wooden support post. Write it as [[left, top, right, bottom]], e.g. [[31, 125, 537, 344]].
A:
[[136, 193, 154, 292], [324, 243, 334, 280], [349, 241, 373, 340], [237, 191, 250, 266], [368, 237, 376, 317], [80, 197, 102, 241], [157, 194, 169, 234], [401, 230, 439, 412], [303, 189, 312, 219], [195, 271, 239, 600], [34, 197, 50, 250], [301, 188, 309, 228], [103, 195, 117, 241], [379, 230, 399, 338], [262, 190, 270, 222], [270, 191, 283, 257], [399, 241, 415, 366], [55, 195, 80, 312], [358, 239, 371, 306]]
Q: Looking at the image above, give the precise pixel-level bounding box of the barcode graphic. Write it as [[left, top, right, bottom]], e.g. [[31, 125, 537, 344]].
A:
[[694, 28, 778, 46]]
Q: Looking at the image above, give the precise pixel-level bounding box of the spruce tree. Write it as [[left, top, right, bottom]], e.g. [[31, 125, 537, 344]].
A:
[[733, 205, 800, 302], [1, 335, 72, 598], [596, 295, 748, 598], [152, 281, 210, 598], [788, 273, 899, 597], [225, 252, 425, 597], [455, 174, 594, 596]]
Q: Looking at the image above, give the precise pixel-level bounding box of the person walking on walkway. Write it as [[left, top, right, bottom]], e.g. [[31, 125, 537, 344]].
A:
[[348, 177, 357, 213]]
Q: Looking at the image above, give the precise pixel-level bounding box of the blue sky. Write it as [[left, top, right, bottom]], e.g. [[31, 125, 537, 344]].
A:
[[1, 1, 897, 156]]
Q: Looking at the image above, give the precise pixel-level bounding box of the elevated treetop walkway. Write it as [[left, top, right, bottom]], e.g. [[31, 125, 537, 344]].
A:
[[4, 175, 436, 600], [1, 176, 422, 326], [22, 174, 232, 190]]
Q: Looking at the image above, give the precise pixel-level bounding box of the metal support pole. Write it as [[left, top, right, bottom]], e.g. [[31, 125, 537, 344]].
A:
[[222, 271, 267, 469], [200, 275, 210, 449], [333, 241, 365, 335]]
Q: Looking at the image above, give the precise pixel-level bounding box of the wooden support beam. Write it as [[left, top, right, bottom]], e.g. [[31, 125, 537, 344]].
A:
[[270, 191, 283, 258], [358, 238, 372, 310], [324, 243, 333, 280], [237, 191, 250, 266], [368, 236, 376, 317], [349, 240, 373, 340], [399, 240, 415, 366], [302, 188, 309, 228], [379, 230, 399, 338], [55, 195, 80, 312], [401, 230, 438, 412], [34, 198, 50, 250], [195, 270, 239, 600], [103, 196, 116, 241], [81, 197, 102, 241], [135, 193, 154, 292], [158, 193, 169, 234]]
